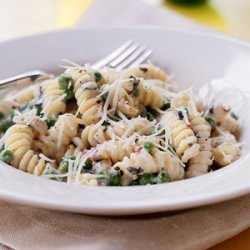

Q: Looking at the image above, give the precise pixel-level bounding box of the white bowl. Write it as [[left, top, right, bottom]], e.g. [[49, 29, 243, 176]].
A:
[[0, 27, 249, 215]]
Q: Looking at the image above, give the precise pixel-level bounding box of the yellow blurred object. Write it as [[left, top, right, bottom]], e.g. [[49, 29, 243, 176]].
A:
[[55, 0, 94, 27], [163, 0, 228, 31]]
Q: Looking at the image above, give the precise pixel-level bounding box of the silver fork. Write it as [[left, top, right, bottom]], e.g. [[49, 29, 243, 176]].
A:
[[0, 41, 152, 90]]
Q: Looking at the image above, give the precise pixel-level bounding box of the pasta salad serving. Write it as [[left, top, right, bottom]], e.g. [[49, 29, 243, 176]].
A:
[[0, 62, 241, 186]]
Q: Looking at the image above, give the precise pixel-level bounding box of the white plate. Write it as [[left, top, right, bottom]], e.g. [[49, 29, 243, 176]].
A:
[[0, 27, 250, 215]]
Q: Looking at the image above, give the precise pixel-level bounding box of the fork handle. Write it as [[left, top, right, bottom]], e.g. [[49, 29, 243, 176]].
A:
[[0, 70, 49, 90]]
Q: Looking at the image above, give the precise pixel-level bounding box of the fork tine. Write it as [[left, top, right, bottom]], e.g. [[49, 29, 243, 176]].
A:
[[116, 45, 147, 70], [108, 43, 141, 68], [129, 49, 153, 68], [92, 40, 133, 69]]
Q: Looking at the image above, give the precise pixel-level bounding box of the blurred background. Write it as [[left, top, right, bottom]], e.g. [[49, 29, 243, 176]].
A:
[[0, 0, 250, 42]]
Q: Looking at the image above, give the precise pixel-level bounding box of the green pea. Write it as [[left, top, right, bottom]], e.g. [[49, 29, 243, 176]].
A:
[[161, 102, 171, 111], [59, 155, 75, 173], [205, 115, 216, 129], [66, 155, 76, 161], [45, 118, 57, 128], [139, 173, 153, 185], [82, 160, 93, 172], [94, 72, 102, 83], [0, 143, 5, 152], [108, 174, 122, 186], [0, 112, 4, 120], [59, 161, 68, 173], [64, 89, 75, 100], [96, 167, 108, 175], [58, 74, 72, 89], [0, 150, 14, 164], [143, 141, 154, 153], [0, 120, 14, 133], [45, 168, 59, 180], [156, 171, 171, 184]]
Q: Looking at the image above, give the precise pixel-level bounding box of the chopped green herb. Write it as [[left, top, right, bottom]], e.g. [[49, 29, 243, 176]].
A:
[[151, 125, 165, 136], [0, 120, 14, 133], [129, 179, 140, 186], [0, 143, 5, 152], [168, 145, 176, 154], [146, 112, 154, 121], [161, 102, 171, 111], [177, 111, 184, 120], [139, 173, 153, 185], [127, 166, 144, 175], [58, 74, 72, 89], [9, 110, 15, 119], [177, 108, 189, 120], [230, 112, 238, 120], [132, 86, 140, 97], [64, 89, 75, 100], [205, 115, 216, 129], [34, 104, 42, 115], [108, 174, 122, 186], [139, 67, 148, 73], [82, 160, 93, 172], [130, 76, 140, 97], [101, 91, 109, 102], [146, 107, 160, 121], [0, 150, 14, 164], [45, 118, 57, 128], [0, 112, 4, 120], [143, 141, 154, 153], [102, 120, 110, 126], [18, 103, 29, 112], [156, 171, 171, 184], [94, 72, 102, 83]]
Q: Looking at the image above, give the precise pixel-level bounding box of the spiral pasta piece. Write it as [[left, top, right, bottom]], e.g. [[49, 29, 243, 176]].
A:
[[0, 99, 17, 116], [34, 114, 79, 160], [41, 79, 66, 118], [161, 111, 200, 162], [213, 104, 238, 134], [186, 114, 212, 178], [65, 144, 83, 157], [81, 117, 154, 149], [66, 67, 102, 125], [108, 78, 140, 117], [99, 67, 120, 84], [126, 63, 170, 82], [2, 124, 49, 175], [171, 91, 204, 113], [94, 139, 135, 163], [211, 132, 240, 167], [12, 84, 41, 104], [114, 148, 184, 185], [138, 81, 164, 108]]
